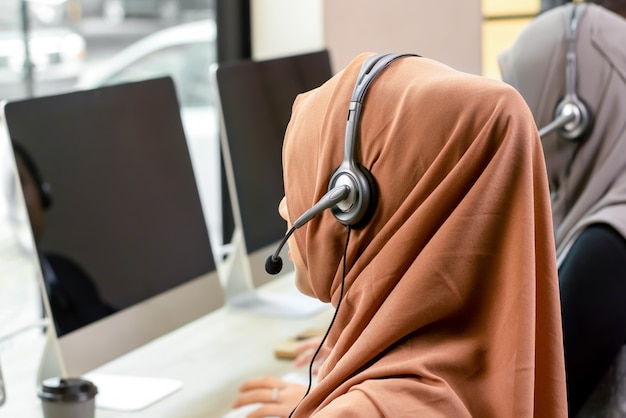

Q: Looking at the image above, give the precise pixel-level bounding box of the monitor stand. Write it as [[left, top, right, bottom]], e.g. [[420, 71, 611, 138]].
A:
[[218, 230, 328, 318], [226, 275, 328, 318]]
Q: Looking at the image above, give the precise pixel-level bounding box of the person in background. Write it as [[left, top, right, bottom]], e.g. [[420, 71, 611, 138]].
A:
[[542, 0, 571, 12], [12, 141, 115, 337], [232, 52, 566, 417], [590, 0, 626, 17], [498, 3, 626, 416], [541, 0, 626, 18]]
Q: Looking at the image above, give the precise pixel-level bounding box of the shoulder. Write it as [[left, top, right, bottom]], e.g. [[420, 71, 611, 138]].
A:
[[574, 224, 626, 254], [561, 223, 626, 273]]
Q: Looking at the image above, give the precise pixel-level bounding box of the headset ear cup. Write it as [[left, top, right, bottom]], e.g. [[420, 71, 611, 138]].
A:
[[329, 163, 377, 227], [554, 95, 593, 142], [574, 96, 593, 142], [351, 164, 377, 229]]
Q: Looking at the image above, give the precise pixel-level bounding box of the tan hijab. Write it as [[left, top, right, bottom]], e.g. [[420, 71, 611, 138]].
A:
[[283, 53, 567, 417], [498, 3, 626, 264]]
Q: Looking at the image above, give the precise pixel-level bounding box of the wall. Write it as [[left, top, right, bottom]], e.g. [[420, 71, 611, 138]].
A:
[[324, 0, 482, 74], [251, 0, 482, 75], [251, 0, 324, 60]]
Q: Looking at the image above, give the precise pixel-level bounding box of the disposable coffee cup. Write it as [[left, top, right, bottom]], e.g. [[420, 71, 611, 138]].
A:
[[38, 377, 97, 418]]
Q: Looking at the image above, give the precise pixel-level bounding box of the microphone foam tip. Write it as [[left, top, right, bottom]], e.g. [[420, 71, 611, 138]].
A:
[[265, 255, 283, 275]]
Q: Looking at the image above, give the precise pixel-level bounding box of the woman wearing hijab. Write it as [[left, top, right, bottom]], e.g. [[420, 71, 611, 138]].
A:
[[588, 0, 626, 18], [232, 52, 567, 417], [499, 3, 626, 416], [542, 0, 626, 18]]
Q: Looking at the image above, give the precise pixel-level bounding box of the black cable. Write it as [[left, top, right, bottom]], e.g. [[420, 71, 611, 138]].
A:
[[288, 225, 352, 417]]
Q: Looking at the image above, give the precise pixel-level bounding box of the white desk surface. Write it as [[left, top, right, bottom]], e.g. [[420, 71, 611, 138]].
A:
[[0, 277, 333, 418]]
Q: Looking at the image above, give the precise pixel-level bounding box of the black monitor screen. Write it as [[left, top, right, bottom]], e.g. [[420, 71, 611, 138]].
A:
[[4, 77, 216, 337], [215, 50, 333, 253]]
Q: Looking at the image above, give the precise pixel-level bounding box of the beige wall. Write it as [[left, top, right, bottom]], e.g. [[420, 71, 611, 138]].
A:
[[252, 0, 482, 75], [324, 0, 482, 75], [251, 0, 324, 60]]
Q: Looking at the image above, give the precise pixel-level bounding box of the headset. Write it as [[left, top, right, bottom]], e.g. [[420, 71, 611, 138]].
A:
[[266, 52, 417, 275], [538, 2, 593, 141]]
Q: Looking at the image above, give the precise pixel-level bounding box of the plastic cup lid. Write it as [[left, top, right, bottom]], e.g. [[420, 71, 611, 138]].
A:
[[38, 377, 98, 403]]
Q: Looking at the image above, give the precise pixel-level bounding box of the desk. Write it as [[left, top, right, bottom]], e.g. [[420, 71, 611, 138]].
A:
[[0, 278, 333, 418]]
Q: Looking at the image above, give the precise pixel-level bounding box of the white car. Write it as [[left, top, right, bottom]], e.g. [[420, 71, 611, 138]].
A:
[[78, 18, 216, 108], [78, 19, 225, 258], [102, 0, 214, 23]]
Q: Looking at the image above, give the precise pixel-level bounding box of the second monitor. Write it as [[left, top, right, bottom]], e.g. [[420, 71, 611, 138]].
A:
[[213, 50, 333, 313]]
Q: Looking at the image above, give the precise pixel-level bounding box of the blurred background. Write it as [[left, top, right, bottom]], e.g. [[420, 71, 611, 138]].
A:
[[0, 0, 542, 354], [0, 0, 540, 104], [0, 0, 216, 102], [0, 0, 219, 357]]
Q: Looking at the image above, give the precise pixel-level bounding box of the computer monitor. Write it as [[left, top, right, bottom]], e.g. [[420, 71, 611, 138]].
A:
[[2, 77, 224, 411], [212, 50, 333, 315]]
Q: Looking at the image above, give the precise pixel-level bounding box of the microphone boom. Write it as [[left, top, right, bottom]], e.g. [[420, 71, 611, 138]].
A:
[[265, 185, 350, 274]]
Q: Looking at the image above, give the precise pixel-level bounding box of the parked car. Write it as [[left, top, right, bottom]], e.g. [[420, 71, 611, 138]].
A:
[[102, 0, 214, 22], [77, 18, 224, 257], [78, 18, 215, 107], [0, 0, 86, 100]]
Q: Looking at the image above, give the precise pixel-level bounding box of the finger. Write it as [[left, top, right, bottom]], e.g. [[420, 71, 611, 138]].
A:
[[232, 387, 277, 408], [238, 376, 284, 392], [247, 403, 293, 418], [293, 337, 323, 353], [293, 348, 317, 368], [311, 358, 323, 375]]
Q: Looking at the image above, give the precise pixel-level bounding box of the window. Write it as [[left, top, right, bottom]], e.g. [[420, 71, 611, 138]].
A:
[[0, 0, 219, 350], [482, 0, 540, 80]]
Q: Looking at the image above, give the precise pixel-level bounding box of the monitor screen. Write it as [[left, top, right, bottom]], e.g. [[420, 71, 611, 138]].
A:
[[3, 77, 224, 379], [214, 50, 333, 289]]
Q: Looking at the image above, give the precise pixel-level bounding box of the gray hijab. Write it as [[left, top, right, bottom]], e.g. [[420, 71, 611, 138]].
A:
[[499, 3, 626, 265]]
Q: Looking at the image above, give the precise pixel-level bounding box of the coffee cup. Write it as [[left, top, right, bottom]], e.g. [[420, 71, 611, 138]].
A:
[[38, 377, 97, 418]]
